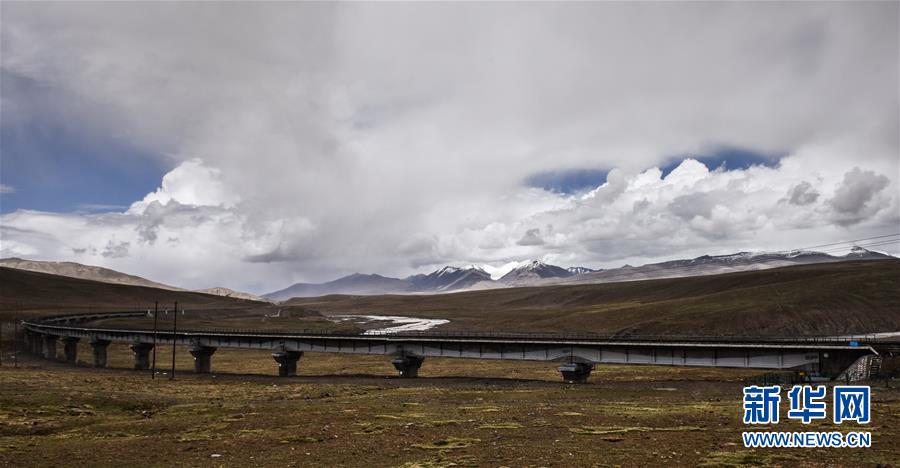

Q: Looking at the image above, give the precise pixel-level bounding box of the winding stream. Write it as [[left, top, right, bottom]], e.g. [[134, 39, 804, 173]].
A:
[[331, 315, 450, 335]]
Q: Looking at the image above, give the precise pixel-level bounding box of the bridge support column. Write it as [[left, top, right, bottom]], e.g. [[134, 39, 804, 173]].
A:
[[33, 335, 44, 354], [29, 332, 42, 354], [90, 339, 111, 368], [42, 334, 58, 360], [189, 345, 216, 374], [392, 355, 424, 378], [62, 337, 79, 364], [130, 343, 154, 370], [559, 362, 594, 384], [272, 350, 303, 377]]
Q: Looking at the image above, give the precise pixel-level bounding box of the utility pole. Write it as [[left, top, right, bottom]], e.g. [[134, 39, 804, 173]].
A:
[[13, 318, 18, 368], [170, 300, 178, 381], [151, 301, 158, 379]]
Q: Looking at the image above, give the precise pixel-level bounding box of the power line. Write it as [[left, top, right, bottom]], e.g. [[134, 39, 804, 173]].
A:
[[790, 233, 900, 252], [814, 239, 899, 255]]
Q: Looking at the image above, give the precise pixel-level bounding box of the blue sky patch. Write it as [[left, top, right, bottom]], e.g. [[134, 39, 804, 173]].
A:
[[661, 145, 785, 178], [0, 120, 167, 214], [525, 168, 609, 195], [0, 71, 168, 214]]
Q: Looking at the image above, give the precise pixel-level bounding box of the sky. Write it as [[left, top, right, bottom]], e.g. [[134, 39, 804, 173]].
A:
[[1, 2, 898, 294]]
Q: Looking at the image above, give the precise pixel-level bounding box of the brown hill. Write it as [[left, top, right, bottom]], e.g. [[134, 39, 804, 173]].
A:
[[0, 258, 181, 290], [285, 259, 900, 337], [0, 267, 361, 333], [0, 266, 260, 320]]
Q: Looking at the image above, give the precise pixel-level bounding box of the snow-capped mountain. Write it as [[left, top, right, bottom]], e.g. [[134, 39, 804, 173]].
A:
[[845, 246, 893, 259], [555, 247, 894, 286], [263, 246, 895, 301], [407, 266, 493, 292], [500, 260, 573, 284]]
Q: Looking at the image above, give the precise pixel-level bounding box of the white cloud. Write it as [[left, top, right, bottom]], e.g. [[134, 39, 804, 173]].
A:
[[827, 168, 891, 226], [128, 158, 238, 214], [0, 184, 14, 194], [0, 2, 897, 292]]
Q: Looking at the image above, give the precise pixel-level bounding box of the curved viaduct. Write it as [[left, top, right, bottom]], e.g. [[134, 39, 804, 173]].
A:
[[21, 311, 889, 383]]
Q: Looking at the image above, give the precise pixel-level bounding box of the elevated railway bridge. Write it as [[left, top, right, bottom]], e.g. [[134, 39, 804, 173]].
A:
[[20, 311, 895, 383]]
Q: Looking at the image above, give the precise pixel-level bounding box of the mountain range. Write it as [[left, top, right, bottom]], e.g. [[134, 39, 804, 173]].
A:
[[2, 246, 892, 303], [264, 246, 893, 301], [555, 247, 893, 286]]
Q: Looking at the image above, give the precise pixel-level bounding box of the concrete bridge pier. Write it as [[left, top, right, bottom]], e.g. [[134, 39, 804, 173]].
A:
[[28, 332, 42, 355], [62, 337, 80, 364], [42, 334, 58, 360], [130, 343, 154, 370], [272, 350, 303, 377], [33, 335, 43, 355], [190, 345, 217, 373], [559, 362, 594, 383], [392, 355, 424, 378], [90, 339, 111, 368]]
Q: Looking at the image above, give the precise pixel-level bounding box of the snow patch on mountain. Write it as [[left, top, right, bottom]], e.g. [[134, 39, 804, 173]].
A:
[[500, 260, 573, 284], [567, 266, 597, 274]]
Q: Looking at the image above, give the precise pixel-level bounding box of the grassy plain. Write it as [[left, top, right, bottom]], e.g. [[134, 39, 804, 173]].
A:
[[1, 349, 899, 467], [2, 261, 899, 466]]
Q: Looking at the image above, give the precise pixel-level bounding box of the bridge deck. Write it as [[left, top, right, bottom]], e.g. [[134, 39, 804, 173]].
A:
[[20, 311, 888, 382]]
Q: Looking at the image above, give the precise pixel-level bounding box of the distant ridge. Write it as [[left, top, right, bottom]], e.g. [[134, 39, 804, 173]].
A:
[[263, 273, 415, 302], [0, 266, 264, 314], [554, 247, 894, 286], [0, 257, 182, 291], [264, 247, 895, 301], [0, 258, 268, 302]]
